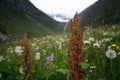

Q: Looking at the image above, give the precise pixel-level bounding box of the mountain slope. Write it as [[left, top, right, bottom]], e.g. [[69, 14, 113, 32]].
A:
[[0, 0, 63, 41], [78, 0, 120, 26]]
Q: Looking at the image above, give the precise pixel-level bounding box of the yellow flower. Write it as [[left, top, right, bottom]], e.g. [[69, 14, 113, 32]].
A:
[[116, 46, 120, 50], [111, 44, 117, 47], [56, 40, 60, 44], [85, 59, 88, 62], [118, 52, 120, 55]]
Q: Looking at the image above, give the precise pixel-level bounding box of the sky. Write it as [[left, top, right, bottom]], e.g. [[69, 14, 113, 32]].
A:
[[29, 0, 98, 18]]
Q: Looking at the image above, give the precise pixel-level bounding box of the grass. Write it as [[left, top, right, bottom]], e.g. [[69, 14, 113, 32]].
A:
[[0, 25, 120, 80]]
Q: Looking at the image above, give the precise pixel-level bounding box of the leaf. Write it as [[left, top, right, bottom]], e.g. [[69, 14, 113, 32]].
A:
[[56, 68, 69, 74], [79, 63, 89, 69]]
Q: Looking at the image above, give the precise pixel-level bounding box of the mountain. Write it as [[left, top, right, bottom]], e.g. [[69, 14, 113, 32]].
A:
[[78, 0, 120, 26], [50, 14, 70, 22], [0, 0, 63, 42]]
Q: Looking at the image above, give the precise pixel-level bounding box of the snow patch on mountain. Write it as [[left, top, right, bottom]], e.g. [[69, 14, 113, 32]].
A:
[[51, 14, 70, 22]]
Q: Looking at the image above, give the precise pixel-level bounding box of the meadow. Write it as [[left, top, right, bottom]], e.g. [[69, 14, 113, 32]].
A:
[[0, 25, 120, 80], [0, 24, 120, 80]]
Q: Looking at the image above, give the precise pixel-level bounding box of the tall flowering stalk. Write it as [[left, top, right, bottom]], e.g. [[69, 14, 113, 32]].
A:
[[68, 12, 85, 80], [21, 33, 32, 80]]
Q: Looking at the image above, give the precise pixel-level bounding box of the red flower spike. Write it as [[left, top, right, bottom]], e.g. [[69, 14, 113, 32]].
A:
[[21, 33, 32, 80], [68, 12, 85, 80]]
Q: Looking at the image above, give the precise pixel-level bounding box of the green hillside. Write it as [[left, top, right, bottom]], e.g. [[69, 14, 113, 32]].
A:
[[78, 0, 120, 26], [0, 0, 63, 41]]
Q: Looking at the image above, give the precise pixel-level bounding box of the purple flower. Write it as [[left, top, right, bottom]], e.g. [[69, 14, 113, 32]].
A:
[[45, 56, 54, 61]]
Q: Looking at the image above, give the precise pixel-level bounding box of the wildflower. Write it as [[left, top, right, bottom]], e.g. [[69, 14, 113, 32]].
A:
[[42, 37, 45, 40], [101, 38, 111, 43], [93, 42, 100, 48], [111, 44, 117, 47], [107, 46, 112, 50], [59, 38, 64, 42], [98, 40, 102, 44], [118, 52, 120, 55], [31, 43, 36, 47], [15, 46, 23, 55], [7, 46, 14, 53], [45, 56, 54, 61], [36, 52, 40, 55], [85, 59, 88, 62], [35, 53, 40, 60], [68, 12, 85, 80], [89, 70, 92, 73], [88, 37, 94, 42], [106, 49, 117, 59], [7, 59, 11, 62], [0, 55, 5, 62], [19, 66, 24, 74], [58, 44, 62, 50], [90, 66, 96, 69], [21, 33, 32, 80], [84, 40, 90, 45], [116, 46, 120, 50], [86, 78, 88, 80], [103, 32, 108, 36], [56, 40, 60, 44], [43, 50, 46, 53], [112, 25, 116, 28]]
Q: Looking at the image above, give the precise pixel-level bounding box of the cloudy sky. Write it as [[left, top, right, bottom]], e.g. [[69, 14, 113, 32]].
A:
[[30, 0, 98, 18]]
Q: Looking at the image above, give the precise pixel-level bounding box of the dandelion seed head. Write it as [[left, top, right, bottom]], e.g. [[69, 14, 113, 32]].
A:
[[106, 49, 117, 59]]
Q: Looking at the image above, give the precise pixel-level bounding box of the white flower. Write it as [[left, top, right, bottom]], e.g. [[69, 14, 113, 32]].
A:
[[36, 52, 40, 55], [89, 70, 92, 72], [106, 49, 117, 59], [19, 66, 24, 74], [7, 59, 11, 62], [56, 40, 61, 44], [31, 43, 36, 47], [112, 25, 116, 28], [35, 55, 40, 60], [93, 42, 100, 48], [101, 38, 111, 43], [103, 32, 108, 36], [7, 46, 13, 53], [35, 53, 40, 60], [107, 46, 112, 50], [89, 37, 94, 42], [43, 50, 46, 53], [84, 40, 90, 45], [98, 40, 102, 44], [90, 66, 96, 69], [85, 78, 88, 80], [0, 55, 5, 62], [59, 38, 64, 42], [58, 44, 62, 50], [15, 46, 23, 55]]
